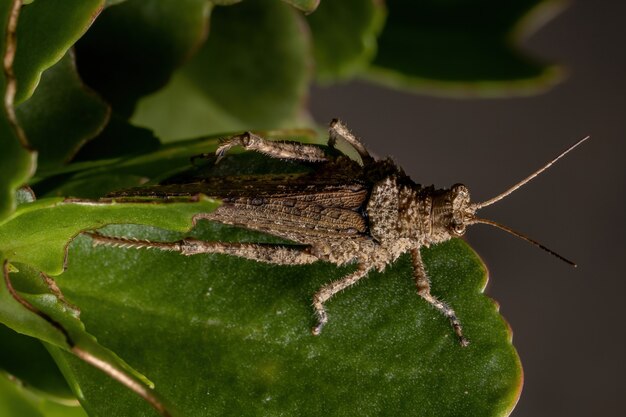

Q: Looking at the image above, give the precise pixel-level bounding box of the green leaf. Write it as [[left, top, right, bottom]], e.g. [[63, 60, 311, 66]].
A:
[[367, 0, 564, 96], [15, 52, 111, 169], [14, 0, 104, 104], [307, 0, 386, 80], [0, 196, 220, 417], [0, 260, 161, 394], [0, 259, 159, 416], [132, 0, 311, 141], [0, 1, 37, 220], [50, 223, 521, 416], [22, 147, 517, 416], [75, 0, 212, 117], [0, 372, 87, 417], [0, 259, 66, 350], [0, 197, 220, 275], [7, 134, 518, 415]]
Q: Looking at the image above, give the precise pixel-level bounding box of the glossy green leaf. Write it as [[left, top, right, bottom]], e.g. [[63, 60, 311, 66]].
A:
[[0, 260, 157, 391], [0, 1, 37, 220], [16, 52, 110, 169], [0, 372, 87, 417], [0, 257, 165, 416], [308, 0, 386, 80], [0, 197, 220, 275], [132, 0, 311, 141], [0, 196, 220, 417], [50, 222, 521, 416], [14, 0, 104, 104], [0, 258, 66, 349], [21, 147, 518, 416], [367, 0, 564, 96], [75, 0, 212, 117], [6, 134, 520, 415]]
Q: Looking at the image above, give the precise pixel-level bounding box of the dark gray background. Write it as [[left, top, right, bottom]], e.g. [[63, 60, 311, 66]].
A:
[[309, 1, 625, 416]]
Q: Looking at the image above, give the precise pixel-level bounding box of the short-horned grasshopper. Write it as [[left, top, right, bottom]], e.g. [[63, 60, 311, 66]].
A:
[[90, 120, 587, 346]]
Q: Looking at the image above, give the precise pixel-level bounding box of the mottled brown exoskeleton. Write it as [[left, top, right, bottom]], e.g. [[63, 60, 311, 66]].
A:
[[91, 120, 587, 346]]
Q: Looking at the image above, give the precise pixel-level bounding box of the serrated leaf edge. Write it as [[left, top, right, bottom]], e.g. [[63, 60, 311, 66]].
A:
[[2, 259, 175, 417]]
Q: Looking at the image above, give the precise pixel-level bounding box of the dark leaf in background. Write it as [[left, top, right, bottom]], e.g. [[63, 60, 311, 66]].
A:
[[308, 0, 385, 81], [16, 52, 110, 169], [368, 0, 563, 95], [132, 0, 311, 141], [13, 0, 103, 105], [0, 2, 36, 219], [75, 0, 211, 117], [0, 324, 72, 399]]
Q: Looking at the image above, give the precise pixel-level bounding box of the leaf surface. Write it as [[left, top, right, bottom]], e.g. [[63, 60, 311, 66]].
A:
[[21, 147, 522, 417], [0, 372, 87, 417], [0, 197, 220, 276], [75, 0, 212, 117], [14, 0, 104, 104], [0, 195, 220, 417], [367, 0, 563, 95], [16, 52, 110, 169], [132, 0, 311, 141], [307, 0, 386, 80], [0, 1, 37, 220], [52, 226, 522, 416]]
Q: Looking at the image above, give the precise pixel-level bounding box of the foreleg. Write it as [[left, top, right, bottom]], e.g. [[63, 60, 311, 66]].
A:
[[411, 248, 469, 346], [87, 232, 319, 265], [216, 132, 328, 163], [311, 264, 370, 335]]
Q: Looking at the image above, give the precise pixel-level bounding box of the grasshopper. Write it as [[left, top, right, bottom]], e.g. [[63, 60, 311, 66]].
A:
[[91, 120, 587, 346]]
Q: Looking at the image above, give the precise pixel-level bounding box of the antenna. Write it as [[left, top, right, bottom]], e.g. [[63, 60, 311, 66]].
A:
[[471, 217, 576, 267], [474, 136, 590, 209]]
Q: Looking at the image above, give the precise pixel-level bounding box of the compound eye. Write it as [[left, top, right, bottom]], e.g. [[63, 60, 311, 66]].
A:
[[451, 183, 468, 197], [452, 222, 466, 236]]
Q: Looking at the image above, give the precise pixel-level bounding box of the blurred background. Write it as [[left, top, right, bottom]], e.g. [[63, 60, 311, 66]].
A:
[[310, 1, 625, 416]]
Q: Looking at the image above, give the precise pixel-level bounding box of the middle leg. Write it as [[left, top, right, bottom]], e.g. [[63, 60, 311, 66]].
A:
[[311, 264, 370, 335], [411, 248, 469, 346]]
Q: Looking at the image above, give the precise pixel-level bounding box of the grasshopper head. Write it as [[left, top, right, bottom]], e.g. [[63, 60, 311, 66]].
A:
[[428, 136, 588, 266], [431, 184, 476, 238], [430, 181, 576, 266]]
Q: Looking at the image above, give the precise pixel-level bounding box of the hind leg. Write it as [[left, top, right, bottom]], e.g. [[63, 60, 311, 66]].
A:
[[328, 119, 375, 166]]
